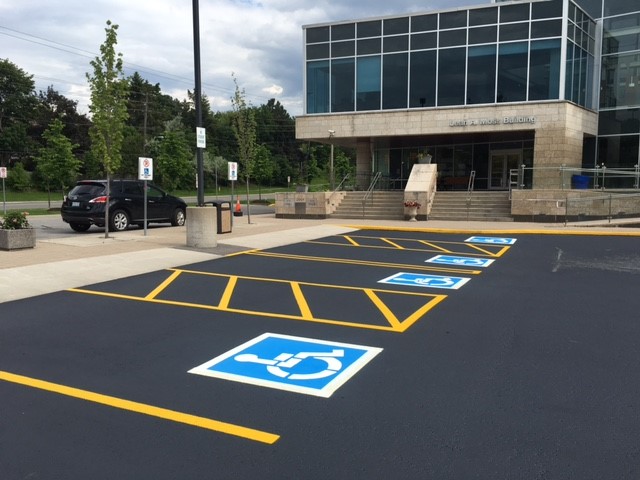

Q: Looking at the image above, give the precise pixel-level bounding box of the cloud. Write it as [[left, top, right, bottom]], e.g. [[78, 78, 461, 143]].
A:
[[0, 0, 480, 117]]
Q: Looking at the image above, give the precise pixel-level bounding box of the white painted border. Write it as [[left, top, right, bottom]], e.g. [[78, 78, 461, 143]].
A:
[[378, 272, 471, 290], [188, 333, 383, 398], [465, 236, 517, 245]]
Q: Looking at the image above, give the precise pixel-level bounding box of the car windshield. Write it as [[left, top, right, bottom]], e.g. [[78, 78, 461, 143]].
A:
[[69, 184, 105, 197]]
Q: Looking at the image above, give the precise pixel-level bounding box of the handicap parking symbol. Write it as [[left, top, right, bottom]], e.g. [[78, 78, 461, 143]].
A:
[[426, 255, 495, 268], [465, 236, 517, 245], [188, 333, 382, 398], [378, 272, 470, 290]]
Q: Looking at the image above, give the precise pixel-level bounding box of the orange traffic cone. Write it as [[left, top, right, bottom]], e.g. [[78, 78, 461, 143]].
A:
[[234, 198, 243, 216]]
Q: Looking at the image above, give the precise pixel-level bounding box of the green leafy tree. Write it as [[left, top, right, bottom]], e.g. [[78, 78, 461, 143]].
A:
[[0, 59, 38, 167], [6, 161, 31, 191], [253, 144, 274, 199], [35, 118, 81, 207], [152, 117, 194, 191], [86, 20, 129, 237], [231, 75, 257, 222]]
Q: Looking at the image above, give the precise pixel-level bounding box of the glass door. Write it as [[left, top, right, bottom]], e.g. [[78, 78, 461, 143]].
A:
[[489, 150, 521, 189]]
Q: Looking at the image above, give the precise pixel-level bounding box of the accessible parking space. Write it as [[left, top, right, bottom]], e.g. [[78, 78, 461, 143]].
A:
[[2, 228, 640, 479]]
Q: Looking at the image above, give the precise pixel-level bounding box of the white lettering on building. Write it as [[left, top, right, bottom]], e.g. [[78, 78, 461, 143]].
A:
[[449, 116, 536, 127]]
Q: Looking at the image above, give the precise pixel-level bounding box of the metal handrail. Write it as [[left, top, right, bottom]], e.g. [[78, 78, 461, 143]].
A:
[[514, 164, 640, 191], [362, 172, 382, 217], [465, 171, 476, 220], [327, 174, 351, 205]]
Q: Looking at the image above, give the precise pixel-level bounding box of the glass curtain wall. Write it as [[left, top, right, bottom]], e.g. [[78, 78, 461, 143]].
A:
[[598, 4, 640, 182], [304, 0, 567, 114]]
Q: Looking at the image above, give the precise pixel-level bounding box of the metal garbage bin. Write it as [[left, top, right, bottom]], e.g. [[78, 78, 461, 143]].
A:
[[205, 201, 232, 234]]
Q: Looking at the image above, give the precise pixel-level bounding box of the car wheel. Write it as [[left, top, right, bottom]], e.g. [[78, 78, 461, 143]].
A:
[[69, 222, 91, 232], [110, 210, 130, 231], [171, 208, 186, 227]]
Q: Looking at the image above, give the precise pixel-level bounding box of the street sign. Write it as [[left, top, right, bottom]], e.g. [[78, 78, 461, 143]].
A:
[[189, 333, 382, 398], [228, 162, 238, 181], [426, 255, 495, 268], [196, 127, 206, 148], [0, 167, 6, 179], [465, 236, 516, 245], [378, 272, 471, 290], [138, 157, 153, 181]]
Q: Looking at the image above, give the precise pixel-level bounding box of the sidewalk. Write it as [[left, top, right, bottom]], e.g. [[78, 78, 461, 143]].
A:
[[1, 214, 639, 303]]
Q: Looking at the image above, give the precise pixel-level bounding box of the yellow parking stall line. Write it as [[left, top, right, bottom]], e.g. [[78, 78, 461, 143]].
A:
[[364, 289, 402, 330], [218, 276, 238, 309], [243, 251, 482, 275], [291, 282, 313, 319], [381, 238, 405, 249], [145, 270, 183, 300], [0, 370, 279, 444], [396, 293, 448, 332], [343, 235, 360, 246], [418, 241, 453, 253], [465, 243, 511, 257]]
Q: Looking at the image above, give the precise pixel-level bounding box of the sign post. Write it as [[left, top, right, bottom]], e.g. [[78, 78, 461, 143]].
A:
[[0, 167, 7, 215], [138, 157, 153, 236], [228, 161, 238, 224]]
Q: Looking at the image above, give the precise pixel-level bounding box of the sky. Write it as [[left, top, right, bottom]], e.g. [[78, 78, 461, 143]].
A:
[[0, 0, 487, 117]]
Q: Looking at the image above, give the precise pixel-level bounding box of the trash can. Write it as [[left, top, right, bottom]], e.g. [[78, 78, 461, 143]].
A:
[[205, 201, 232, 234], [571, 174, 590, 189]]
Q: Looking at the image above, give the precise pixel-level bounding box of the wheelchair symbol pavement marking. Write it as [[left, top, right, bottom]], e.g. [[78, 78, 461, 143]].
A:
[[378, 272, 471, 290], [426, 255, 495, 268], [465, 236, 517, 245], [188, 333, 383, 398]]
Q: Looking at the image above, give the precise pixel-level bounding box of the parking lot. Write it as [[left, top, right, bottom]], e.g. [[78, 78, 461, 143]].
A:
[[2, 225, 640, 479]]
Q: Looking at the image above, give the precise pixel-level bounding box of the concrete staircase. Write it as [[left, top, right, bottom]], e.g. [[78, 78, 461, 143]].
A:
[[429, 191, 513, 221], [331, 191, 405, 220]]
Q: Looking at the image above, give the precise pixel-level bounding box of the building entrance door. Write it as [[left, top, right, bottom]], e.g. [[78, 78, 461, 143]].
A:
[[489, 150, 521, 189]]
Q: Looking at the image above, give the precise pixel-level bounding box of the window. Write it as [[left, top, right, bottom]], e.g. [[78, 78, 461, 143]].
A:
[[532, 0, 563, 19], [357, 56, 381, 111], [604, 0, 640, 17], [438, 47, 466, 106], [497, 42, 528, 102], [384, 35, 409, 53], [410, 50, 436, 107], [357, 20, 381, 38], [467, 45, 497, 104], [500, 3, 530, 23], [358, 38, 381, 55], [469, 7, 498, 26], [529, 39, 561, 100], [383, 54, 408, 109], [411, 14, 437, 32], [307, 44, 329, 60], [500, 22, 529, 41], [439, 29, 467, 47], [331, 58, 354, 112], [531, 19, 562, 38], [411, 32, 437, 50], [469, 26, 497, 44], [331, 41, 354, 57], [384, 17, 409, 35], [306, 61, 329, 114], [440, 11, 467, 29], [307, 26, 329, 43], [332, 24, 355, 40]]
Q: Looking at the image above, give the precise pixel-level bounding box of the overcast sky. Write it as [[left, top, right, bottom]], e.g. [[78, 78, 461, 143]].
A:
[[0, 0, 487, 117]]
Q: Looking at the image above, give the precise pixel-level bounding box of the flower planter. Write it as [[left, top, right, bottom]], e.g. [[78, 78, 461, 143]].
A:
[[0, 228, 36, 250], [407, 207, 418, 221]]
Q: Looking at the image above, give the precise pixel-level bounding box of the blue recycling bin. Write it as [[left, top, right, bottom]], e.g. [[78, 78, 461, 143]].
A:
[[571, 174, 590, 189]]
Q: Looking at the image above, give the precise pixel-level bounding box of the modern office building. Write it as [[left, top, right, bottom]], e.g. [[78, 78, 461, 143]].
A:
[[295, 0, 640, 194]]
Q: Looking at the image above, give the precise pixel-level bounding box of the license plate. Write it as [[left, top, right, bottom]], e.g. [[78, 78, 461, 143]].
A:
[[72, 202, 80, 207]]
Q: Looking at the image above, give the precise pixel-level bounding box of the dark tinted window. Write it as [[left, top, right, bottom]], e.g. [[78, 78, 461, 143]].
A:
[[384, 35, 409, 53], [469, 7, 498, 26], [332, 41, 355, 57], [532, 0, 563, 19], [307, 26, 329, 43], [500, 23, 529, 41], [332, 23, 355, 40], [358, 20, 381, 38], [307, 43, 329, 60], [411, 14, 437, 32], [500, 3, 530, 23], [531, 19, 562, 38], [358, 38, 381, 55], [411, 32, 437, 50], [469, 26, 497, 44], [440, 29, 467, 47], [384, 17, 409, 35], [440, 11, 467, 29], [123, 182, 143, 195], [69, 183, 105, 197]]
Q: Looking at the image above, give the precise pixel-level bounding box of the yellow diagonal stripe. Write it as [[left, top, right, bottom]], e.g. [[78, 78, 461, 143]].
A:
[[291, 282, 313, 319], [146, 270, 182, 299], [364, 289, 402, 330], [218, 275, 238, 309], [0, 370, 279, 444]]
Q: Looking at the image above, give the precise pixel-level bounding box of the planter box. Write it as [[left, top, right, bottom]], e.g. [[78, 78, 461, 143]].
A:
[[0, 228, 36, 250]]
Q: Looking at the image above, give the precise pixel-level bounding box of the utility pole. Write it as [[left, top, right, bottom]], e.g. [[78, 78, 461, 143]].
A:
[[193, 0, 205, 206]]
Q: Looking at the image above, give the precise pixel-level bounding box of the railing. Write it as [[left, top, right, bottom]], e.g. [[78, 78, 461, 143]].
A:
[[465, 170, 476, 221], [511, 164, 640, 191], [362, 172, 382, 217], [563, 191, 640, 225], [327, 174, 351, 206]]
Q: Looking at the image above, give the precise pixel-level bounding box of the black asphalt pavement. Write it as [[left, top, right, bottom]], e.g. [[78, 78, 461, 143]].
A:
[[1, 228, 639, 479]]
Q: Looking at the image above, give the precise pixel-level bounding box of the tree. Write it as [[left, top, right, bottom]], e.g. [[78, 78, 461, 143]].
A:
[[150, 117, 194, 191], [86, 20, 129, 237], [0, 59, 38, 167], [253, 144, 274, 199], [231, 75, 257, 222], [35, 118, 81, 207], [6, 161, 30, 191]]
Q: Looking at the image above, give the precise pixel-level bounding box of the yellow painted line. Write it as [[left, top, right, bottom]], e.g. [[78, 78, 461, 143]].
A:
[[419, 240, 453, 253], [243, 251, 482, 275], [218, 275, 238, 309], [0, 370, 279, 444], [465, 243, 510, 258], [343, 235, 360, 246], [291, 282, 313, 319], [381, 238, 404, 249], [396, 294, 448, 332], [69, 283, 442, 333], [364, 289, 401, 330], [145, 270, 182, 300]]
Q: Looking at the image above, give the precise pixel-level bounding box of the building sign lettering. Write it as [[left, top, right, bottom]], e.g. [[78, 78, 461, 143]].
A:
[[449, 116, 536, 127]]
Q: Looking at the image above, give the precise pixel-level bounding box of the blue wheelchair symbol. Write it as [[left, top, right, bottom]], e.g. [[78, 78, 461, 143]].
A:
[[465, 236, 516, 245], [426, 255, 494, 268], [379, 272, 470, 290], [189, 333, 382, 398]]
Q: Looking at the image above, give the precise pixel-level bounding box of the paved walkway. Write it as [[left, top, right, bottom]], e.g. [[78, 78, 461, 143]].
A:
[[1, 214, 639, 303]]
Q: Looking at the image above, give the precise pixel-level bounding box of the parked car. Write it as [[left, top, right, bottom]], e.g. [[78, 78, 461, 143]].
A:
[[61, 179, 187, 232]]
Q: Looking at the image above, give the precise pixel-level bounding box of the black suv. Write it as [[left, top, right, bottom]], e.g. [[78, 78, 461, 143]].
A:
[[61, 180, 187, 232]]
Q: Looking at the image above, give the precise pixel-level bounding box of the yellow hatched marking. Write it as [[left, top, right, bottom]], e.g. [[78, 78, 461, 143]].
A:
[[381, 238, 404, 249], [145, 270, 182, 300], [343, 235, 360, 246], [0, 370, 279, 444], [465, 243, 510, 257], [218, 276, 238, 309], [418, 241, 453, 253], [243, 251, 481, 275], [396, 294, 448, 332], [291, 282, 313, 319], [364, 289, 401, 330]]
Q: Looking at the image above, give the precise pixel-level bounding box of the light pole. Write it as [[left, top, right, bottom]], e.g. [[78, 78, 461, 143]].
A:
[[328, 129, 335, 190], [193, 0, 204, 206]]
